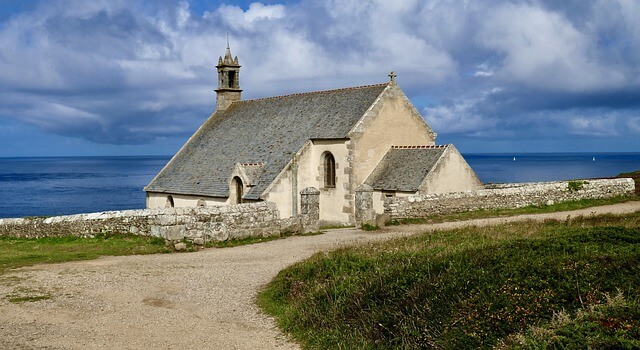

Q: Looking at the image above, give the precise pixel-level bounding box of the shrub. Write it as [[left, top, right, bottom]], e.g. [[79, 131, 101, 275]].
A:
[[567, 180, 588, 192]]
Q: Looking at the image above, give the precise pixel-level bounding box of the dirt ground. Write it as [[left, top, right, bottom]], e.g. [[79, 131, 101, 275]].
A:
[[1, 202, 639, 350]]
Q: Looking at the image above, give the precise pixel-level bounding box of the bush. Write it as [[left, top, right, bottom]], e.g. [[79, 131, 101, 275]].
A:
[[567, 180, 588, 192]]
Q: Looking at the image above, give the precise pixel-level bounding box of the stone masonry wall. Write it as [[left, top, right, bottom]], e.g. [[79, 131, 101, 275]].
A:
[[0, 201, 319, 245], [384, 178, 635, 219]]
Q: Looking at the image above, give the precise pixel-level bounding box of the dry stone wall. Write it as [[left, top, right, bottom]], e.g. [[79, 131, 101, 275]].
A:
[[384, 178, 635, 219], [0, 200, 319, 245]]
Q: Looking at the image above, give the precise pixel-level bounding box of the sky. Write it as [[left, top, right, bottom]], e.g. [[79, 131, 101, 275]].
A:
[[1, 0, 639, 157]]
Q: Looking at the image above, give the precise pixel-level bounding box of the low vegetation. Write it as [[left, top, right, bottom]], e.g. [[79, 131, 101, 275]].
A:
[[360, 223, 380, 231], [0, 233, 170, 274], [567, 180, 588, 192], [259, 212, 640, 349]]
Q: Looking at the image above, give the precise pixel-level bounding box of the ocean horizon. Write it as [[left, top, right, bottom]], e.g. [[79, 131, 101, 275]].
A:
[[1, 152, 638, 219]]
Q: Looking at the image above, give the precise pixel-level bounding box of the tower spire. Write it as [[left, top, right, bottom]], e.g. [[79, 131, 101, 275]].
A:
[[215, 38, 242, 111]]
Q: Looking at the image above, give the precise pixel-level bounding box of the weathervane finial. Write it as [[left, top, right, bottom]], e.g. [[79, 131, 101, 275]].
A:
[[226, 33, 230, 49]]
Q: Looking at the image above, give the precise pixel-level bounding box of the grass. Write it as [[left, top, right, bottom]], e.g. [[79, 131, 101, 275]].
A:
[[258, 212, 640, 349], [385, 195, 637, 226], [360, 223, 380, 231], [0, 233, 170, 274], [5, 286, 52, 303]]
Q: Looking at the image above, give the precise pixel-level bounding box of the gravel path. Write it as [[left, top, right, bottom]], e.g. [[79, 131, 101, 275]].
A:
[[1, 202, 639, 350]]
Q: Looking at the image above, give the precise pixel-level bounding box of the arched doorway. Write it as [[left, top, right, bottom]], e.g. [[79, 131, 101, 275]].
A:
[[165, 195, 175, 208], [232, 177, 244, 204]]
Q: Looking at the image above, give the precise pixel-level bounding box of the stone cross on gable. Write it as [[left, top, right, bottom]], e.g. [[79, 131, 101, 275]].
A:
[[388, 71, 397, 82]]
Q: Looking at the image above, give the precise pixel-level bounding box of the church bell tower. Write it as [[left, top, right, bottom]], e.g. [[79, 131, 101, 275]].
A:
[[215, 37, 242, 111]]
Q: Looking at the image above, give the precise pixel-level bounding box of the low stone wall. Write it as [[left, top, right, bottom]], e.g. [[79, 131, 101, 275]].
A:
[[384, 178, 636, 219], [0, 202, 318, 244]]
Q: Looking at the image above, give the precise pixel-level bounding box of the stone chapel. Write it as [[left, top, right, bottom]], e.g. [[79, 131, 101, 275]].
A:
[[145, 44, 483, 225]]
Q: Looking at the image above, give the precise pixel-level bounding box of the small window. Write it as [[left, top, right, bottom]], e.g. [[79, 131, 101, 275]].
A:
[[197, 199, 206, 207], [324, 153, 336, 188], [166, 195, 175, 208], [383, 191, 396, 199]]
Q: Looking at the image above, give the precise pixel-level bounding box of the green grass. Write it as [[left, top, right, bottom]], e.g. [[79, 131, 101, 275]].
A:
[[0, 233, 170, 274], [385, 195, 637, 226], [258, 212, 640, 349], [360, 223, 380, 231]]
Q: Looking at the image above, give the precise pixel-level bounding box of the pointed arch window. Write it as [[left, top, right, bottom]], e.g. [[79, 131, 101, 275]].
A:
[[324, 153, 336, 188]]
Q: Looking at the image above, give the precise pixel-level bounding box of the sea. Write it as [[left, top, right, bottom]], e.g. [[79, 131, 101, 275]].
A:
[[0, 153, 639, 219]]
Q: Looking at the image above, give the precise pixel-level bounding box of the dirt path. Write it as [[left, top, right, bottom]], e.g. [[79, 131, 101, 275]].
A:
[[1, 202, 639, 350]]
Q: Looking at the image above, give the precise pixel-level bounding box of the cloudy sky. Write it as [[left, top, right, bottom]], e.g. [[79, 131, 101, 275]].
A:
[[1, 0, 639, 157]]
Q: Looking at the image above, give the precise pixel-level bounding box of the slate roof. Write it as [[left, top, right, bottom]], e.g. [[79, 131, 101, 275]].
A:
[[365, 145, 449, 192], [145, 83, 389, 199]]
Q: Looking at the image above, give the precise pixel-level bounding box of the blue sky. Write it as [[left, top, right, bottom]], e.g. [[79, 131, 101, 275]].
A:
[[1, 0, 639, 157]]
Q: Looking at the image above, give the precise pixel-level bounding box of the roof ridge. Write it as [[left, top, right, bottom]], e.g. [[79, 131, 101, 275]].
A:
[[391, 144, 450, 149], [236, 82, 389, 104]]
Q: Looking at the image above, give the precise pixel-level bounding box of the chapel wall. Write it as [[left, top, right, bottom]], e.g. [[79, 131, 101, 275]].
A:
[[299, 140, 351, 224], [349, 85, 436, 200], [0, 200, 320, 248], [384, 178, 636, 219], [419, 147, 483, 194], [261, 167, 295, 218], [263, 140, 352, 224]]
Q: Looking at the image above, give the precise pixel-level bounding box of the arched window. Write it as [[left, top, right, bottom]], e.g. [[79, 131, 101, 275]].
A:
[[166, 195, 175, 208], [232, 177, 244, 204], [324, 152, 336, 188]]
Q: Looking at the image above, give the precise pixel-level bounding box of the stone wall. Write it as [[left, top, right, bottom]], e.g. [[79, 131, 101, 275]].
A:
[[0, 192, 321, 245], [384, 178, 635, 219]]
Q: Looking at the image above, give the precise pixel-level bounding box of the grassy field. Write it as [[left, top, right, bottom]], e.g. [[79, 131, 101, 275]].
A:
[[0, 233, 170, 274], [259, 212, 640, 349]]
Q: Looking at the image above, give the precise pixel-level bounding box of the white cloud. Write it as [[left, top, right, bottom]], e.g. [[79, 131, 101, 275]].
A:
[[23, 102, 105, 134], [423, 95, 497, 135], [0, 0, 638, 151], [474, 63, 493, 77], [212, 2, 285, 31], [568, 115, 619, 136], [625, 117, 640, 133], [478, 3, 626, 92]]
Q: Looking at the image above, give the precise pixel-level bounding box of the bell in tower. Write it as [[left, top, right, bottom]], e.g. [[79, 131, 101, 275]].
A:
[[215, 37, 242, 111]]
